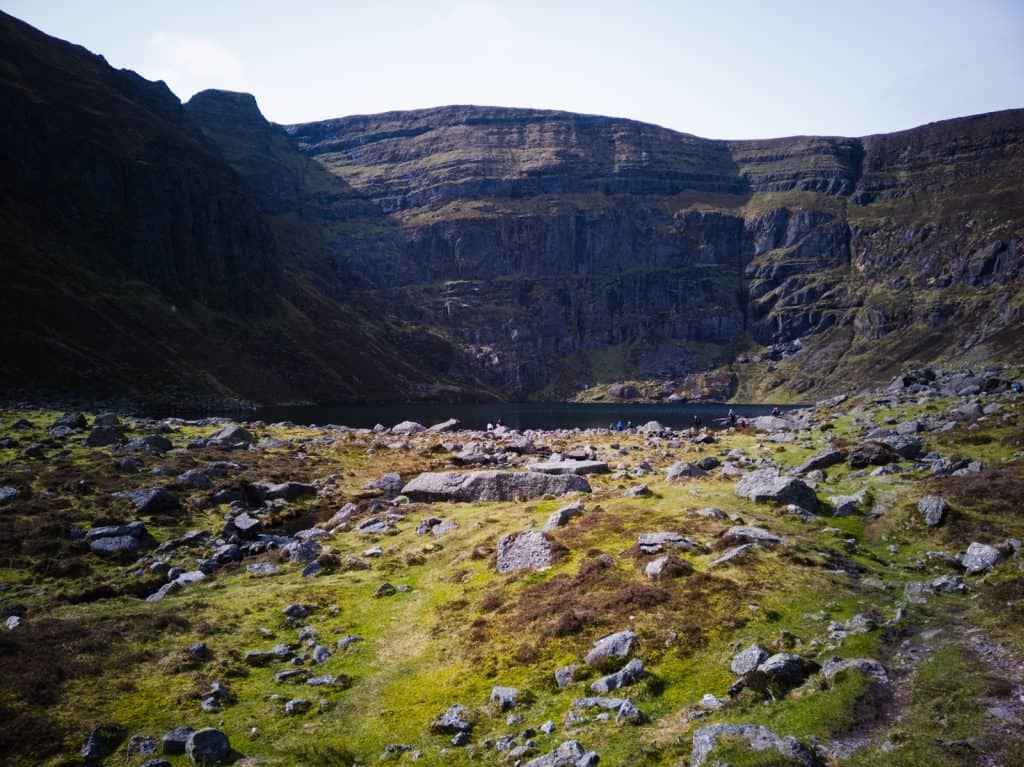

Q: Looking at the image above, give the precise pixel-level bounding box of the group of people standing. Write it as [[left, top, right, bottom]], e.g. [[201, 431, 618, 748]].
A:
[[608, 405, 783, 433]]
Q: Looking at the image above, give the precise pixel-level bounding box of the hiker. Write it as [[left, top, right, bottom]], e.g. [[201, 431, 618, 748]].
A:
[[771, 406, 781, 417], [1015, 382, 1023, 394], [727, 409, 737, 428], [626, 420, 633, 430], [616, 420, 624, 432], [693, 414, 702, 429]]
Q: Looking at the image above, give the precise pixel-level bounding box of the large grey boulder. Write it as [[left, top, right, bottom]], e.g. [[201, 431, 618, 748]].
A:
[[959, 541, 1011, 574], [691, 724, 818, 767], [363, 472, 405, 495], [391, 420, 426, 435], [90, 535, 140, 558], [185, 728, 231, 765], [735, 469, 818, 511], [730, 644, 769, 676], [664, 461, 707, 480], [918, 495, 949, 527], [528, 460, 608, 476], [121, 487, 181, 515], [208, 425, 254, 447], [584, 629, 637, 666], [402, 471, 590, 503], [590, 658, 645, 694], [497, 531, 561, 573], [756, 653, 810, 688]]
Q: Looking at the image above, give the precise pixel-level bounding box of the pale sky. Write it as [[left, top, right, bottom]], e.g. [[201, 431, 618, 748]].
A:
[[3, 0, 1022, 139]]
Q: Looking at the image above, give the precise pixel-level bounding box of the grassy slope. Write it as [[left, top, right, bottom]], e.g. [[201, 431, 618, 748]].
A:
[[2, 378, 1023, 765]]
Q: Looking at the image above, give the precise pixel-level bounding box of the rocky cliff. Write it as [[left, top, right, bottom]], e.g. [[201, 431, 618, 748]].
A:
[[280, 105, 1024, 400], [2, 9, 1022, 404]]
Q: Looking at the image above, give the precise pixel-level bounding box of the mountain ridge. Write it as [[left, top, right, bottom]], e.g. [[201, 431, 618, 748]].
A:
[[1, 9, 1022, 405]]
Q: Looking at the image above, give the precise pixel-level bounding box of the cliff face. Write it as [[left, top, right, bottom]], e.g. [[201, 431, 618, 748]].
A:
[[0, 12, 486, 404], [2, 9, 1022, 403], [279, 105, 1024, 399]]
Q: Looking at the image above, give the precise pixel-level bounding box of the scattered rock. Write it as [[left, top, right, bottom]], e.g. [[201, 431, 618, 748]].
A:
[[543, 501, 584, 530], [529, 460, 608, 476], [719, 526, 786, 547], [490, 686, 521, 710], [665, 461, 707, 480], [637, 531, 703, 554], [960, 541, 1011, 574], [209, 425, 254, 447], [821, 657, 887, 681], [162, 727, 195, 756]]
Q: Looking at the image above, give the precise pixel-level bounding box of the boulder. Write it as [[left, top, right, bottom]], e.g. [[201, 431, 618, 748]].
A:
[[363, 472, 405, 495], [257, 481, 317, 502], [584, 629, 637, 666], [428, 418, 461, 432], [208, 425, 254, 447], [796, 448, 846, 474], [691, 724, 817, 767], [730, 644, 769, 676], [821, 657, 887, 681], [185, 728, 231, 765], [529, 460, 608, 476], [590, 658, 645, 694], [755, 653, 810, 688], [90, 535, 140, 558], [122, 487, 181, 515], [543, 501, 584, 530], [748, 416, 794, 432], [402, 470, 590, 503], [918, 495, 949, 527], [637, 531, 703, 554], [497, 531, 561, 573], [391, 421, 426, 435], [960, 541, 1010, 574], [644, 555, 692, 580], [719, 526, 787, 547], [86, 426, 123, 447], [431, 704, 476, 733], [162, 727, 195, 755], [0, 486, 17, 505], [522, 740, 595, 767], [177, 469, 212, 489], [664, 461, 707, 480], [734, 470, 818, 511], [490, 686, 520, 710], [848, 442, 897, 469]]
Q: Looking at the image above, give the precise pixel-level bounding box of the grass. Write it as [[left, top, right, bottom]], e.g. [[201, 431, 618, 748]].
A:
[[1, 390, 1023, 765]]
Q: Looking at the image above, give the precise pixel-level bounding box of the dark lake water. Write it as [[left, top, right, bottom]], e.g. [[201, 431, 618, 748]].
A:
[[252, 402, 799, 431]]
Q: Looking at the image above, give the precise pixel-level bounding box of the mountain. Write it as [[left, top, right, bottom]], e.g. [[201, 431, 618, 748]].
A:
[[0, 11, 488, 407], [1, 9, 1022, 405]]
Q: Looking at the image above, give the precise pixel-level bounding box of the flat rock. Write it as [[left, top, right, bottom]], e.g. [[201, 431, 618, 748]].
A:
[[637, 531, 703, 554], [821, 657, 887, 681], [522, 740, 593, 767], [497, 530, 561, 573], [719, 526, 787, 547], [664, 461, 707, 480], [528, 460, 608, 476], [391, 420, 426, 435], [402, 470, 590, 503], [209, 425, 254, 447], [691, 724, 817, 767], [796, 448, 846, 474]]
